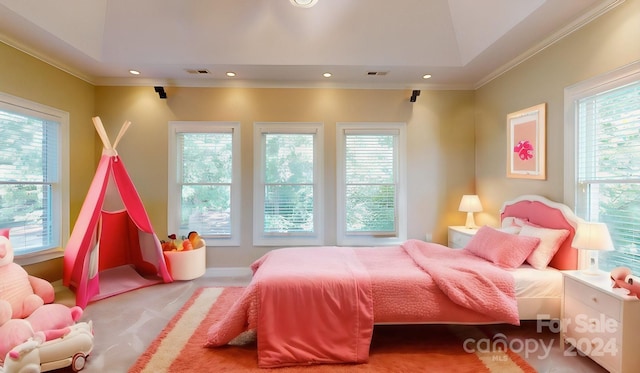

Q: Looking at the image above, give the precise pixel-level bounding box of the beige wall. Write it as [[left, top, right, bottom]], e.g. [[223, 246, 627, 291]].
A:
[[95, 87, 476, 266], [0, 41, 96, 279], [474, 0, 640, 227]]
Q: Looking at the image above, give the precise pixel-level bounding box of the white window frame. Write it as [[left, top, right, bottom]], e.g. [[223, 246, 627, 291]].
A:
[[336, 122, 407, 246], [253, 122, 324, 246], [0, 92, 69, 265], [168, 121, 241, 246], [564, 60, 640, 270]]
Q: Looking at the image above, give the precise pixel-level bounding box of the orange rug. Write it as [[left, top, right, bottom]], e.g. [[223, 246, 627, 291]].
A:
[[129, 287, 536, 372]]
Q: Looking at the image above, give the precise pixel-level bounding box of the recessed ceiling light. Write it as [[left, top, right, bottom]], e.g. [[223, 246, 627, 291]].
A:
[[226, 72, 236, 77], [290, 0, 318, 8], [323, 72, 332, 78], [129, 70, 140, 75], [422, 74, 432, 79]]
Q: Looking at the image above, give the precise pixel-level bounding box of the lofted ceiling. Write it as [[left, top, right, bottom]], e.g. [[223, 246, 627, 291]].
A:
[[0, 0, 621, 89]]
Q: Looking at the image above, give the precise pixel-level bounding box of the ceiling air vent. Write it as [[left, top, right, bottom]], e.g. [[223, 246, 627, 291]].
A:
[[186, 69, 211, 75], [367, 71, 388, 76]]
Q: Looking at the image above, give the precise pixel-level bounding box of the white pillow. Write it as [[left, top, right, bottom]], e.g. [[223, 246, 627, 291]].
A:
[[501, 217, 528, 230], [497, 226, 522, 235], [519, 224, 570, 269]]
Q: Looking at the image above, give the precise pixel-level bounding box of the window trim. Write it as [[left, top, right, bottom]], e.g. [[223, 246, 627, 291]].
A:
[[564, 60, 640, 269], [253, 122, 324, 246], [336, 122, 407, 246], [167, 121, 241, 246], [0, 92, 69, 265]]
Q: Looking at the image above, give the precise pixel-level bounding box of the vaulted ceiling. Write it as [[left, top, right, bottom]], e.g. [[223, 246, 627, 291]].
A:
[[0, 0, 621, 89]]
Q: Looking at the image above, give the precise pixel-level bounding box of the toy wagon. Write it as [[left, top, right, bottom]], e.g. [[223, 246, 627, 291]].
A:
[[1, 321, 94, 373]]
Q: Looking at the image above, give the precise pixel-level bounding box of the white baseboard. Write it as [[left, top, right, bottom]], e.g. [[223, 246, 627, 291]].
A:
[[205, 267, 252, 277]]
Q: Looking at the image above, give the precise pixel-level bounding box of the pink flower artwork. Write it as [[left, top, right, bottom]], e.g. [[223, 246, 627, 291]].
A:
[[513, 140, 534, 161]]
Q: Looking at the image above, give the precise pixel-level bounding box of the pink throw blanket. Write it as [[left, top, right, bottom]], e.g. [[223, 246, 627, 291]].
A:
[[401, 239, 519, 325], [206, 247, 373, 368]]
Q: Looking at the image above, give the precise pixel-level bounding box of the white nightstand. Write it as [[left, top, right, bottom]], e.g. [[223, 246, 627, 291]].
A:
[[447, 226, 478, 248], [562, 270, 640, 373]]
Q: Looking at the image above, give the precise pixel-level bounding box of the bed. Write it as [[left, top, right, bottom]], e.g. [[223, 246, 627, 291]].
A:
[[205, 194, 580, 367]]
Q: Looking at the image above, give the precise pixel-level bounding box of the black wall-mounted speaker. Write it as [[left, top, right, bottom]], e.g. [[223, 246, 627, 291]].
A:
[[154, 86, 167, 99], [410, 90, 421, 102]]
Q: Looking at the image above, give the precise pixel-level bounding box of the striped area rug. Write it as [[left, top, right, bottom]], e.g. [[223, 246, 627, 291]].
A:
[[129, 287, 536, 372]]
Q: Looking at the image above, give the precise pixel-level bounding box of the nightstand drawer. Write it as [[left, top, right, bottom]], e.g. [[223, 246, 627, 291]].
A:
[[564, 296, 622, 373], [565, 276, 621, 320], [564, 296, 622, 341], [565, 328, 621, 373]]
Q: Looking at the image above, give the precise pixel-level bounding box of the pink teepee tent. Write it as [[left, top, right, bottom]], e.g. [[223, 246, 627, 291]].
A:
[[64, 117, 172, 308]]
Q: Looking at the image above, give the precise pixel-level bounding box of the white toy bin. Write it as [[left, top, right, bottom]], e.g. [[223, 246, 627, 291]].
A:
[[163, 242, 206, 280]]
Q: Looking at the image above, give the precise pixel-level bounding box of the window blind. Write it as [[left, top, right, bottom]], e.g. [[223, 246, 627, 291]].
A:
[[344, 133, 397, 234], [577, 81, 640, 183], [177, 132, 233, 236], [262, 133, 315, 234], [0, 110, 58, 253], [576, 80, 640, 271]]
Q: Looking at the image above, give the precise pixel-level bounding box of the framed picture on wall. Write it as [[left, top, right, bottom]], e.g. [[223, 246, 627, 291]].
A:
[[506, 103, 546, 179]]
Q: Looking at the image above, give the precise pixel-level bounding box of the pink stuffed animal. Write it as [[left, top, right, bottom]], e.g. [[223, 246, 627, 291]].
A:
[[0, 319, 47, 365], [0, 234, 55, 324], [0, 303, 83, 364], [26, 303, 83, 333], [611, 266, 640, 297]]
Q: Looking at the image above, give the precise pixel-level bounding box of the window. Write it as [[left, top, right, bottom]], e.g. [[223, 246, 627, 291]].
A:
[[336, 123, 406, 246], [0, 92, 69, 262], [565, 61, 640, 273], [168, 122, 241, 246], [253, 123, 324, 246]]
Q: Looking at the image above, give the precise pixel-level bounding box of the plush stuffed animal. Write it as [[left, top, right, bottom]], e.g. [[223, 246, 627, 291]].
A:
[[0, 235, 55, 324], [611, 266, 640, 297], [26, 303, 83, 334], [0, 319, 47, 365], [0, 303, 82, 364], [0, 304, 83, 364]]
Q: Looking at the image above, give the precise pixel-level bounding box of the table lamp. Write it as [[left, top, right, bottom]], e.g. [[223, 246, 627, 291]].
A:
[[458, 195, 483, 228], [572, 221, 614, 275]]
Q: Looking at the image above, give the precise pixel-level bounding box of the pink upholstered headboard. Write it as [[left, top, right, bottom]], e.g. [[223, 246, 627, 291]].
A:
[[500, 195, 580, 270]]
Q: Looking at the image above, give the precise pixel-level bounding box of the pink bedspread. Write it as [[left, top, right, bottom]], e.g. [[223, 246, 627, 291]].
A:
[[205, 241, 519, 367], [206, 246, 373, 368]]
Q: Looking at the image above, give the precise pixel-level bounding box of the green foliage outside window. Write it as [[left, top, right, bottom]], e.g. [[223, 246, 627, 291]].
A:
[[0, 113, 55, 252], [577, 81, 640, 272], [345, 134, 397, 234], [179, 132, 233, 236], [263, 133, 314, 233]]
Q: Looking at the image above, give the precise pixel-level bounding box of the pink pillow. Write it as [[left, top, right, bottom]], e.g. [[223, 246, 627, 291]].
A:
[[519, 225, 570, 269], [465, 226, 540, 268]]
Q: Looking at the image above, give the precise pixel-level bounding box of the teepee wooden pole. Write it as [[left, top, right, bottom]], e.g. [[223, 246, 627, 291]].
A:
[[112, 120, 132, 150], [92, 116, 113, 151]]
